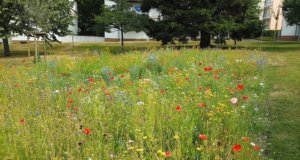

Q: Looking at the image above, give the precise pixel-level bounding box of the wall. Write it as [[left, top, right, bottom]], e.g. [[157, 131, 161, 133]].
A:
[[12, 35, 105, 43]]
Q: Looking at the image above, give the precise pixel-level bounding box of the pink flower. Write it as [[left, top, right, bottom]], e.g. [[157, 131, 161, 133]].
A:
[[230, 97, 238, 105]]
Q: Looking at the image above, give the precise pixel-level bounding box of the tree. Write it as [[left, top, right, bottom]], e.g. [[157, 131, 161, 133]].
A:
[[0, 0, 29, 56], [141, 0, 262, 48], [0, 0, 74, 57], [22, 0, 74, 42], [226, 0, 263, 46], [141, 0, 215, 47], [282, 0, 300, 25], [96, 0, 146, 52], [76, 0, 105, 36]]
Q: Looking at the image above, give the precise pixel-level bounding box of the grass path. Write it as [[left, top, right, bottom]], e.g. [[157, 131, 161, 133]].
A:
[[235, 41, 300, 159], [263, 51, 300, 160]]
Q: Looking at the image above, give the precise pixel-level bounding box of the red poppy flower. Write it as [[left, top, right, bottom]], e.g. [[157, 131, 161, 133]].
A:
[[165, 151, 171, 157], [68, 99, 74, 103], [214, 75, 219, 80], [242, 95, 249, 101], [19, 119, 25, 125], [253, 145, 261, 151], [83, 128, 91, 135], [237, 84, 244, 91], [204, 66, 213, 71], [66, 103, 72, 108], [78, 88, 83, 92], [74, 106, 79, 111], [160, 89, 165, 94], [120, 75, 124, 78], [176, 106, 182, 111], [198, 134, 207, 140], [88, 78, 95, 83], [243, 137, 249, 142], [198, 103, 206, 108], [232, 144, 242, 152]]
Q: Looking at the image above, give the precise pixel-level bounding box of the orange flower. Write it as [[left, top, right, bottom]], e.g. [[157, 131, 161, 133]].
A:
[[88, 78, 95, 83], [19, 119, 25, 125], [243, 137, 250, 142], [198, 134, 207, 140], [197, 103, 206, 108], [83, 128, 91, 135]]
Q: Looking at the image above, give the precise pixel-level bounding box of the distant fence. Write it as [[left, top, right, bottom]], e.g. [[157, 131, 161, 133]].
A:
[[11, 35, 105, 43]]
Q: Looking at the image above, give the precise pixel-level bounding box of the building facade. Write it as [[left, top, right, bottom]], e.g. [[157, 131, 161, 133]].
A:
[[261, 0, 299, 40]]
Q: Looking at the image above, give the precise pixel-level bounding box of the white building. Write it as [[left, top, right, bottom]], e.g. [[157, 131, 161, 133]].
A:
[[104, 0, 160, 41], [260, 0, 299, 40]]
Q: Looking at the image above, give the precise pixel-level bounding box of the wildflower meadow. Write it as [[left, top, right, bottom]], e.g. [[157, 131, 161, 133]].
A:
[[0, 49, 269, 159]]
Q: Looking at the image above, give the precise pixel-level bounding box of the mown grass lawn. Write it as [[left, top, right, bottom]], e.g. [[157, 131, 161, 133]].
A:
[[0, 40, 299, 159]]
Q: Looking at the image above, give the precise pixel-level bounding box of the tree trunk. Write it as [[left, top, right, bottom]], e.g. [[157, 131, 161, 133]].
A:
[[120, 26, 124, 54], [200, 30, 211, 49], [234, 39, 237, 48], [3, 38, 11, 57]]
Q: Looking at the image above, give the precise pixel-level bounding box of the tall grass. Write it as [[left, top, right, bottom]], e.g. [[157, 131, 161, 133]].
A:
[[0, 49, 269, 159]]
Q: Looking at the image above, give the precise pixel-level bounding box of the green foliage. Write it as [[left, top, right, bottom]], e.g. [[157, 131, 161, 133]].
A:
[[22, 0, 74, 41], [96, 0, 147, 49], [129, 66, 144, 81], [144, 54, 162, 74], [101, 67, 115, 86], [141, 0, 263, 48], [0, 0, 74, 56], [0, 49, 268, 159], [0, 0, 28, 37], [283, 0, 300, 25], [76, 0, 104, 36], [96, 0, 146, 33]]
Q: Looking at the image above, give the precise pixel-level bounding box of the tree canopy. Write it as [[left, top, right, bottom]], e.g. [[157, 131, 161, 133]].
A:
[[76, 0, 105, 36], [0, 0, 74, 56], [96, 0, 147, 51], [283, 0, 300, 25], [141, 0, 262, 48]]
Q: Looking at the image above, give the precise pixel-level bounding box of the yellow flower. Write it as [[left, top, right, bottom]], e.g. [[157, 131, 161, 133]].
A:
[[129, 147, 135, 150], [196, 147, 202, 151], [174, 134, 180, 140], [157, 149, 163, 154], [143, 136, 148, 140], [136, 148, 144, 152]]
